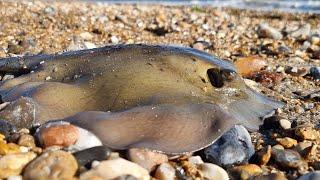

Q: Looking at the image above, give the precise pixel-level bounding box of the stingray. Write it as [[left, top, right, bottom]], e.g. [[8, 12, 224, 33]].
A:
[[0, 44, 283, 154]]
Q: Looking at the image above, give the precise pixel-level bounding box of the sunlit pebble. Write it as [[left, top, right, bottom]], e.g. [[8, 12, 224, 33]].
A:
[[45, 76, 51, 81], [111, 36, 119, 44], [20, 146, 29, 153], [39, 61, 45, 64], [91, 160, 100, 168]]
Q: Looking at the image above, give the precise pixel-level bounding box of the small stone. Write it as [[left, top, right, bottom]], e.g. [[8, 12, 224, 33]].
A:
[[203, 125, 254, 167], [273, 144, 285, 150], [2, 74, 14, 81], [111, 36, 119, 43], [0, 142, 21, 155], [198, 163, 229, 180], [234, 56, 267, 77], [188, 156, 204, 166], [298, 171, 320, 180], [295, 126, 319, 140], [192, 41, 211, 50], [272, 148, 307, 170], [310, 36, 320, 45], [73, 146, 111, 168], [250, 71, 283, 88], [262, 116, 286, 130], [285, 66, 309, 77], [79, 32, 93, 40], [0, 152, 36, 179], [79, 158, 149, 180], [17, 134, 35, 148], [0, 97, 38, 129], [289, 24, 311, 40], [39, 124, 79, 148], [154, 163, 176, 180], [128, 148, 168, 172], [254, 145, 272, 165], [295, 141, 313, 156], [0, 120, 17, 138], [279, 119, 291, 129], [310, 67, 320, 80], [83, 42, 96, 49], [257, 23, 283, 40], [23, 150, 78, 179], [45, 76, 51, 81], [229, 164, 262, 180], [276, 137, 298, 148]]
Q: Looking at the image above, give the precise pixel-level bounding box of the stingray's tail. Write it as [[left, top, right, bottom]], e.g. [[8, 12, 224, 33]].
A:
[[228, 86, 285, 131]]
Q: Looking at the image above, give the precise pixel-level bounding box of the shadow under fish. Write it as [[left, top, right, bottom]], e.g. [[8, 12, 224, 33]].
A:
[[0, 44, 284, 154]]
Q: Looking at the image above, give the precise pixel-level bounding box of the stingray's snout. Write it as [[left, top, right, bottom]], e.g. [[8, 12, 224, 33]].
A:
[[35, 120, 102, 152]]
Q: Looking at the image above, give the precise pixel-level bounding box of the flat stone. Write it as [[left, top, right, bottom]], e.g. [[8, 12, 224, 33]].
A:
[[0, 152, 36, 179], [23, 150, 78, 179], [154, 163, 176, 180], [234, 56, 267, 77], [279, 119, 291, 130], [79, 158, 149, 180], [276, 137, 298, 148], [229, 164, 262, 180], [128, 148, 168, 172], [272, 148, 307, 170], [203, 125, 254, 167], [198, 163, 229, 180], [73, 146, 111, 168]]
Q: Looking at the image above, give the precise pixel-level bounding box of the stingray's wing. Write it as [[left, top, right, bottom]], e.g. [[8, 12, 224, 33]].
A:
[[65, 103, 236, 155]]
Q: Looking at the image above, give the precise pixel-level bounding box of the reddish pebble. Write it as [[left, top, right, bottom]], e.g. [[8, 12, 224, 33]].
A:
[[249, 71, 284, 88], [234, 56, 267, 77], [41, 125, 79, 148]]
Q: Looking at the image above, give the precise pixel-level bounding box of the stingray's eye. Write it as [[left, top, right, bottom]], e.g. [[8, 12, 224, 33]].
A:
[[207, 68, 236, 88]]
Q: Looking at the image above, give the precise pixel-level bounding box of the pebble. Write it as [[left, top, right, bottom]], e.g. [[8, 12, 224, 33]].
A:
[[73, 146, 111, 168], [79, 158, 150, 180], [128, 148, 168, 172], [7, 176, 23, 180], [234, 56, 267, 77], [188, 156, 204, 166], [154, 163, 176, 180], [23, 150, 78, 179], [198, 163, 229, 180], [254, 145, 272, 165], [38, 124, 79, 148], [276, 137, 298, 148], [0, 120, 16, 137], [229, 164, 262, 180], [310, 36, 320, 45], [272, 148, 307, 170], [257, 23, 283, 40], [250, 71, 283, 88], [252, 173, 287, 180], [0, 142, 21, 155], [79, 32, 93, 40], [298, 171, 320, 180], [111, 35, 119, 43], [203, 125, 254, 167], [0, 152, 36, 179], [310, 67, 320, 80], [285, 66, 309, 77], [0, 97, 38, 129], [295, 141, 313, 156], [279, 119, 291, 129], [17, 134, 35, 148], [83, 42, 97, 49], [289, 24, 311, 40], [192, 41, 211, 50], [295, 126, 319, 140], [2, 74, 15, 81]]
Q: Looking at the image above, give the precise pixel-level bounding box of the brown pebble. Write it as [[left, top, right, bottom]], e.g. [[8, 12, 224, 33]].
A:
[[40, 124, 79, 148], [276, 137, 297, 148], [18, 134, 36, 148], [256, 145, 272, 165], [229, 164, 262, 180], [295, 126, 319, 140], [234, 56, 267, 77], [249, 71, 283, 88]]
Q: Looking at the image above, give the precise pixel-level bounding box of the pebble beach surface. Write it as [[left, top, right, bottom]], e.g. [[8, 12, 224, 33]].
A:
[[0, 0, 319, 179]]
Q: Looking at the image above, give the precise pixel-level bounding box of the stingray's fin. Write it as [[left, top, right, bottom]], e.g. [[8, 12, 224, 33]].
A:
[[228, 86, 285, 131]]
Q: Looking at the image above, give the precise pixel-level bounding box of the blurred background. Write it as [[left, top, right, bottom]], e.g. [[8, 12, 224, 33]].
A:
[[86, 0, 320, 13]]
